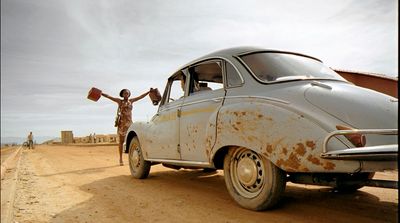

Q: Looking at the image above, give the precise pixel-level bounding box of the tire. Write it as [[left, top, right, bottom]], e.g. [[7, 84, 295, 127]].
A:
[[128, 137, 151, 179], [223, 147, 286, 211], [334, 172, 375, 193]]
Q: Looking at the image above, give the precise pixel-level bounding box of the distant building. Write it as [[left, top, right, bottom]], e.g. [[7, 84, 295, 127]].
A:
[[61, 131, 74, 144], [73, 134, 118, 144]]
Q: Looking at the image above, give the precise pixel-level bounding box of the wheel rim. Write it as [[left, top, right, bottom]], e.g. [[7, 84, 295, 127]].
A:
[[230, 148, 265, 198], [129, 142, 141, 170]]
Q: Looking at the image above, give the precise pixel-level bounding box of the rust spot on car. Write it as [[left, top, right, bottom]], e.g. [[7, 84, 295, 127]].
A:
[[295, 143, 306, 156], [232, 125, 239, 131], [276, 159, 284, 168], [266, 145, 273, 154], [285, 167, 297, 172], [307, 155, 321, 165], [306, 140, 316, 150], [278, 153, 301, 170], [302, 167, 309, 172], [287, 153, 301, 170], [247, 136, 255, 142], [241, 112, 246, 116], [236, 121, 241, 125], [282, 147, 288, 155], [257, 114, 263, 118], [323, 162, 336, 170]]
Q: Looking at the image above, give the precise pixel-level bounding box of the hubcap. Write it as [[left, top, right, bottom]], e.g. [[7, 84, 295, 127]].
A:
[[237, 157, 258, 186], [230, 148, 265, 198], [130, 148, 140, 167]]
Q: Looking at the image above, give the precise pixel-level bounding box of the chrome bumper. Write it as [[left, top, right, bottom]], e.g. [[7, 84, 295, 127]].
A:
[[321, 129, 398, 160]]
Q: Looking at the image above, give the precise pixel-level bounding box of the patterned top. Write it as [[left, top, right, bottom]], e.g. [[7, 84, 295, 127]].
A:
[[117, 99, 133, 137]]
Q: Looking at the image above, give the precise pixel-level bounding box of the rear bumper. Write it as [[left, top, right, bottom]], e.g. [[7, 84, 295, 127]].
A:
[[321, 129, 398, 161]]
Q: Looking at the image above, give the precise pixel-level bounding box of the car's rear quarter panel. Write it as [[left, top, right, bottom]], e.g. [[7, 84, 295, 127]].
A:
[[212, 97, 362, 173]]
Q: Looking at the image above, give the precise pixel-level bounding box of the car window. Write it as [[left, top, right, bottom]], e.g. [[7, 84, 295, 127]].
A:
[[240, 52, 346, 83], [159, 70, 187, 106], [226, 61, 243, 87], [188, 61, 224, 95], [168, 72, 186, 102]]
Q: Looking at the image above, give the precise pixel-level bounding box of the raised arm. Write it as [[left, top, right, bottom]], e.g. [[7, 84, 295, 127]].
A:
[[130, 90, 150, 103], [101, 92, 120, 104]]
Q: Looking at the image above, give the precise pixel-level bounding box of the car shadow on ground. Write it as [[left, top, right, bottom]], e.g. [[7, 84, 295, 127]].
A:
[[49, 168, 398, 223]]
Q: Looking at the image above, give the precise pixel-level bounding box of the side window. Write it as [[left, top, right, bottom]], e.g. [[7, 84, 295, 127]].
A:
[[226, 62, 243, 87], [168, 72, 186, 102], [160, 71, 186, 106], [188, 60, 224, 95]]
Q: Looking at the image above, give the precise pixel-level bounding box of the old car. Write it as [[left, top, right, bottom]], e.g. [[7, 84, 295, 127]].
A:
[[124, 47, 398, 211]]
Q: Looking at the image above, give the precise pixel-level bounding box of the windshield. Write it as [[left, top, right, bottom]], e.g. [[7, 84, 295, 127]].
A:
[[239, 52, 346, 83]]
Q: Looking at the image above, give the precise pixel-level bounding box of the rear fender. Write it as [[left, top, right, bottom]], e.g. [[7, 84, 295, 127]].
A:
[[212, 100, 361, 173]]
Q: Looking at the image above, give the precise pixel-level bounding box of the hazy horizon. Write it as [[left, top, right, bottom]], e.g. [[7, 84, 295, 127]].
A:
[[1, 0, 398, 140]]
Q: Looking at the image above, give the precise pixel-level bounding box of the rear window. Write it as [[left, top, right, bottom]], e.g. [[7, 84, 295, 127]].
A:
[[239, 52, 345, 83]]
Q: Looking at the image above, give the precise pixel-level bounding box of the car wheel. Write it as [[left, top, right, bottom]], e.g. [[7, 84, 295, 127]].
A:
[[223, 147, 286, 211], [334, 172, 375, 193], [128, 137, 151, 179]]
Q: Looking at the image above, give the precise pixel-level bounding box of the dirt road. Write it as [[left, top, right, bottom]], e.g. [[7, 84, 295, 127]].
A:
[[1, 147, 19, 164], [2, 145, 398, 223]]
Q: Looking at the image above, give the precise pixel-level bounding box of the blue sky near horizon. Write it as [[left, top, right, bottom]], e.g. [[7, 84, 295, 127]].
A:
[[1, 0, 398, 141]]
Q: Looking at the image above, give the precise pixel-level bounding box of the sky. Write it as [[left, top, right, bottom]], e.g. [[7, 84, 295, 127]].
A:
[[1, 0, 398, 142]]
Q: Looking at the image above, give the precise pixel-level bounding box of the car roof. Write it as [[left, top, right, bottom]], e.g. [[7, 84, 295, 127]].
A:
[[186, 46, 321, 65], [172, 46, 322, 77]]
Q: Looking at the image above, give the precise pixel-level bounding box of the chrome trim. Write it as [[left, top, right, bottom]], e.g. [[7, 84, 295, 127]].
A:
[[236, 49, 322, 62], [171, 56, 245, 88], [224, 60, 245, 88], [158, 102, 183, 113], [224, 95, 290, 104], [311, 81, 332, 90], [322, 129, 398, 154], [182, 97, 224, 107], [146, 158, 212, 167]]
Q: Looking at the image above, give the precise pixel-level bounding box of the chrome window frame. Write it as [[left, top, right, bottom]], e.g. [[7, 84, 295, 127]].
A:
[[234, 51, 346, 84]]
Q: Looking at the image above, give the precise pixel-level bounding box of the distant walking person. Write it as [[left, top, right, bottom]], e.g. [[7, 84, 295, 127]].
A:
[[27, 132, 34, 149], [101, 89, 150, 166]]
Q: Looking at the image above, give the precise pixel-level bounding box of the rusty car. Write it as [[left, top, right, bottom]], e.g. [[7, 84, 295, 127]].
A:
[[124, 47, 398, 211]]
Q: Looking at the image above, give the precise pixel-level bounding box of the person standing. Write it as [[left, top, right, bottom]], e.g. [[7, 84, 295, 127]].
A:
[[27, 132, 34, 149], [101, 88, 150, 166]]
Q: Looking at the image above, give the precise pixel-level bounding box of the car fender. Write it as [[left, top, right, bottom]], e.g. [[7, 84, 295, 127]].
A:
[[212, 99, 361, 173], [125, 122, 149, 157]]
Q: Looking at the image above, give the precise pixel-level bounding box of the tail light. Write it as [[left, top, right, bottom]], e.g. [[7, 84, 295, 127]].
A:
[[336, 125, 366, 147]]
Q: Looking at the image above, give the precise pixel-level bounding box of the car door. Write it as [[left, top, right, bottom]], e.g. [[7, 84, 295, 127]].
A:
[[146, 71, 187, 160], [179, 60, 226, 162]]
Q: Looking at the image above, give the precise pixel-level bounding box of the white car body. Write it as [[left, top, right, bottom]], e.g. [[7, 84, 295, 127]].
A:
[[124, 47, 398, 210]]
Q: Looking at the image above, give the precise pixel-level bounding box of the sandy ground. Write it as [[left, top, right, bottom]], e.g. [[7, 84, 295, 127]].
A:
[[1, 145, 398, 223], [1, 147, 19, 164]]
